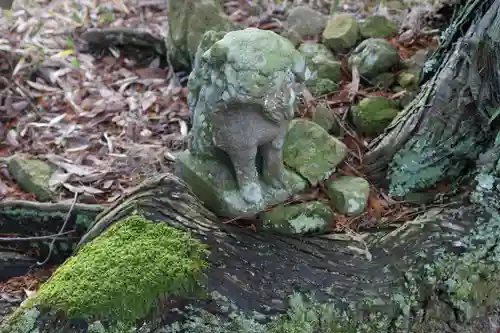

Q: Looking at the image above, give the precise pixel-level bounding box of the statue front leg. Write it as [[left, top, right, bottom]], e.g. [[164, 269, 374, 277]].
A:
[[261, 132, 286, 190], [227, 146, 264, 206]]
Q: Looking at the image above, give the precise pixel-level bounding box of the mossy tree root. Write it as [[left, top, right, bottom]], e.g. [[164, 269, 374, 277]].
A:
[[2, 171, 500, 332]]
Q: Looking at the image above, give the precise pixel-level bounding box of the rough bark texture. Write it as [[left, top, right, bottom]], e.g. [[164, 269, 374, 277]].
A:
[[365, 0, 500, 197], [0, 200, 103, 273], [3, 0, 500, 332], [1, 165, 500, 332]]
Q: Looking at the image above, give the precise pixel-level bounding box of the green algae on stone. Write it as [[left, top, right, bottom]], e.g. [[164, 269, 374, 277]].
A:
[[283, 119, 347, 185], [298, 43, 342, 96], [326, 176, 370, 216], [348, 38, 400, 79], [397, 71, 419, 88], [352, 96, 400, 137], [32, 215, 209, 326], [322, 14, 360, 53], [7, 156, 55, 201], [261, 201, 335, 235], [360, 15, 397, 39], [371, 72, 395, 89], [166, 0, 236, 70]]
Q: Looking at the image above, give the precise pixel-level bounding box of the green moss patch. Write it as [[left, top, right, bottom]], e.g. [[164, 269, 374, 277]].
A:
[[34, 215, 209, 325]]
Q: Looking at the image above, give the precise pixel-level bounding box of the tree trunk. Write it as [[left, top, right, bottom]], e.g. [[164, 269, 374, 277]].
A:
[[365, 0, 500, 198], [4, 0, 500, 332]]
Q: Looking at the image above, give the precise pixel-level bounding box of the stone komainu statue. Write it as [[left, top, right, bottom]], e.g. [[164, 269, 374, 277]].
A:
[[186, 28, 312, 207]]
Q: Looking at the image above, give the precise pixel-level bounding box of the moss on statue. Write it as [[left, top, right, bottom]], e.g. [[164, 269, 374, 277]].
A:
[[1, 215, 209, 332]]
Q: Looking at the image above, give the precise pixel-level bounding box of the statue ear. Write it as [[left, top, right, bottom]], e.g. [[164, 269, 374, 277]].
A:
[[201, 43, 228, 67]]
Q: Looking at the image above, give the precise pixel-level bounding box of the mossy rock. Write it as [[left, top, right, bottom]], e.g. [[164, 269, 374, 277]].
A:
[[352, 96, 400, 137], [360, 15, 397, 39], [283, 119, 347, 185], [348, 38, 400, 79], [286, 5, 327, 38], [397, 71, 419, 88], [298, 42, 341, 96], [326, 176, 370, 216], [322, 14, 360, 53], [371, 72, 395, 89], [30, 215, 209, 326], [298, 42, 336, 63], [166, 0, 236, 69], [7, 156, 55, 201], [261, 201, 335, 235]]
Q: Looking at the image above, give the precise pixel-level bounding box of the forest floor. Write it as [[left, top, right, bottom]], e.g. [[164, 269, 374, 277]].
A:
[[0, 0, 450, 323]]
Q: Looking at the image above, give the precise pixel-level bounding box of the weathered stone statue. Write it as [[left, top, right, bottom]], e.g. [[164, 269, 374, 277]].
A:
[[175, 28, 313, 217]]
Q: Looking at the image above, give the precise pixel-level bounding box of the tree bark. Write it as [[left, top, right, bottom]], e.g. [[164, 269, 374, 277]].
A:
[[365, 0, 500, 198], [1, 168, 500, 332], [3, 0, 500, 332]]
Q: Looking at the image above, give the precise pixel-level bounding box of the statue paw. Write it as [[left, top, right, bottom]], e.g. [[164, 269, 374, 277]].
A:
[[263, 172, 286, 190], [241, 182, 263, 205]]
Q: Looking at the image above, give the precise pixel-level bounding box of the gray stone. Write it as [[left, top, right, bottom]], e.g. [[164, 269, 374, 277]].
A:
[[351, 96, 400, 136], [178, 28, 312, 217], [286, 5, 328, 38], [360, 15, 397, 39], [322, 14, 360, 53], [261, 201, 335, 235], [7, 155, 55, 201], [326, 176, 370, 216], [348, 38, 400, 79], [283, 119, 347, 185]]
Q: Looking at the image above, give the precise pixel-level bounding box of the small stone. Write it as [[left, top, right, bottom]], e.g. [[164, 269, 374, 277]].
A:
[[311, 103, 335, 132], [283, 119, 347, 185], [360, 15, 397, 39], [287, 5, 328, 38], [298, 42, 342, 96], [298, 42, 336, 62], [261, 201, 335, 235], [352, 96, 400, 136], [348, 38, 400, 79], [397, 71, 418, 88], [326, 176, 370, 216], [7, 155, 55, 201], [322, 14, 360, 53], [280, 29, 303, 48], [371, 72, 395, 89]]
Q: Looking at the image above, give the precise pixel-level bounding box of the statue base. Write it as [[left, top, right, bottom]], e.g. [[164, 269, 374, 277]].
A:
[[174, 150, 307, 218]]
